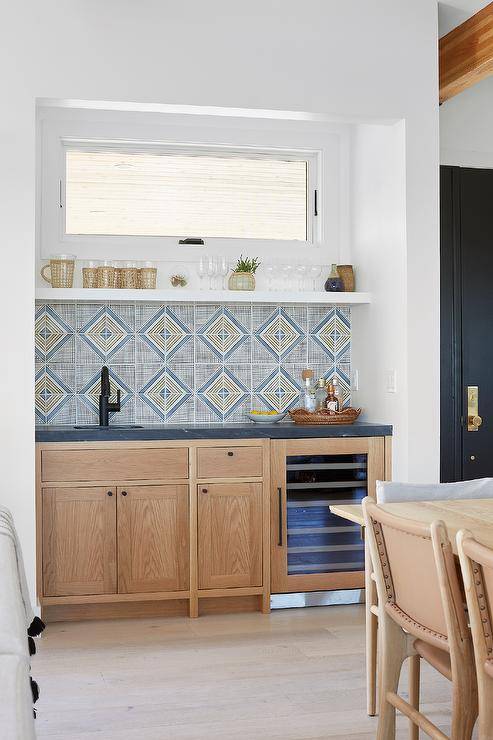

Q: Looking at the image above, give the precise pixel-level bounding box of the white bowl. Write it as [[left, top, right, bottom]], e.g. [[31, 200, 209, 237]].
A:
[[246, 411, 287, 424]]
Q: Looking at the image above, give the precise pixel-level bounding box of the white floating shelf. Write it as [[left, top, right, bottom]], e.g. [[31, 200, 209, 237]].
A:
[[36, 288, 372, 305]]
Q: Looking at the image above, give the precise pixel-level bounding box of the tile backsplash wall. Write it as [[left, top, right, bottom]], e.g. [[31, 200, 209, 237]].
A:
[[35, 301, 351, 425]]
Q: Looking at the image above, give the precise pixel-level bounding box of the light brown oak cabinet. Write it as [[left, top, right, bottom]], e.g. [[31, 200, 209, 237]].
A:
[[42, 484, 189, 598], [36, 440, 270, 622], [198, 482, 263, 589], [37, 435, 389, 622], [42, 486, 117, 597], [117, 485, 189, 594]]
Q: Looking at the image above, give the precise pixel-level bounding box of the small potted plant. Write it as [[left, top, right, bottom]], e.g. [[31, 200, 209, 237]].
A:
[[228, 255, 261, 291]]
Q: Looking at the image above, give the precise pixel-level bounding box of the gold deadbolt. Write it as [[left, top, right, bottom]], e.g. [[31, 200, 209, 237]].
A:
[[467, 386, 483, 432]]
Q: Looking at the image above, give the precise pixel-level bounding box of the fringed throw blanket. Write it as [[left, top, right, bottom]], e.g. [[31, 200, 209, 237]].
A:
[[0, 505, 45, 717]]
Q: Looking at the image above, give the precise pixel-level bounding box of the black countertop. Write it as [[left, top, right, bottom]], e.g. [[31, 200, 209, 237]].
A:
[[35, 421, 392, 443]]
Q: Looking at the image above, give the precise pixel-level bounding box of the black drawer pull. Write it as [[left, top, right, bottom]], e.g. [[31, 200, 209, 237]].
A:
[[121, 491, 128, 496], [107, 491, 113, 497], [227, 451, 234, 457], [202, 488, 208, 493]]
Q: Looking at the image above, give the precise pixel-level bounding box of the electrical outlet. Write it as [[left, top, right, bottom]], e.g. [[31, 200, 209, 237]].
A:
[[351, 368, 359, 391], [386, 369, 397, 393]]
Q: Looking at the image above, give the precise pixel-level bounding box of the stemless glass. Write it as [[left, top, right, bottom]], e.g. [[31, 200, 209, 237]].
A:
[[120, 261, 139, 289], [140, 261, 157, 289], [82, 260, 99, 288], [308, 265, 322, 291], [97, 260, 117, 288]]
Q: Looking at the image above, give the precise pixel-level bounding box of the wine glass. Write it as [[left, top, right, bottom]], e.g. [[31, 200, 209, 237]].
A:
[[218, 255, 229, 289], [308, 265, 322, 291], [207, 256, 217, 289], [296, 265, 308, 291], [264, 264, 277, 290], [281, 264, 294, 290], [197, 255, 207, 289]]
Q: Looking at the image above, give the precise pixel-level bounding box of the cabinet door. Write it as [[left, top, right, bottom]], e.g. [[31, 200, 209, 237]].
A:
[[270, 437, 385, 594], [198, 483, 262, 589], [117, 485, 189, 593], [42, 487, 116, 597]]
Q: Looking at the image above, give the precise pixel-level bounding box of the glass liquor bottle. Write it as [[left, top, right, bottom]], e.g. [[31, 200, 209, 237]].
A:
[[333, 376, 343, 410], [299, 369, 316, 412], [326, 383, 339, 412], [315, 378, 328, 411]]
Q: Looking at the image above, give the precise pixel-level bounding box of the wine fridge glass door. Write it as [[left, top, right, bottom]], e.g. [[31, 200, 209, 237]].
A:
[[285, 453, 367, 577]]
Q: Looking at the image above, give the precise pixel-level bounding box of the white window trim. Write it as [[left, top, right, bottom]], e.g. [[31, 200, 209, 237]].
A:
[[61, 138, 318, 245], [39, 108, 349, 264]]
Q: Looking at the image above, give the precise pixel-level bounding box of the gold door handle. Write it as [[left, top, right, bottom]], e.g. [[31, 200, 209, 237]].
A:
[[468, 414, 482, 431], [467, 386, 482, 431]]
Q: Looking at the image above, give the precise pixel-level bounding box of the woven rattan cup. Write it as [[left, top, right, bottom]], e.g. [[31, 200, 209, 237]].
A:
[[140, 267, 157, 289], [40, 255, 75, 288], [120, 267, 140, 289], [97, 263, 117, 288], [82, 262, 99, 288]]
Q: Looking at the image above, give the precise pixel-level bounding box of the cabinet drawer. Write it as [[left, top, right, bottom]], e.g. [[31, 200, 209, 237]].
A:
[[41, 448, 189, 482], [197, 446, 263, 479]]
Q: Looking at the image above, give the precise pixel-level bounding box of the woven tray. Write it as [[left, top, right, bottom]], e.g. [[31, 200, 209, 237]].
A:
[[289, 407, 362, 425]]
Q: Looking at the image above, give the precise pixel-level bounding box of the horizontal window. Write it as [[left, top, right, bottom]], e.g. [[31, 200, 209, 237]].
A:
[[65, 147, 309, 241]]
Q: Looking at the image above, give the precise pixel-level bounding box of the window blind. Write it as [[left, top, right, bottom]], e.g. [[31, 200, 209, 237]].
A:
[[65, 149, 308, 240]]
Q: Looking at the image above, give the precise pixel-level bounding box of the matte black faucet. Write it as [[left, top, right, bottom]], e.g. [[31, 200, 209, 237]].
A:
[[99, 366, 121, 426]]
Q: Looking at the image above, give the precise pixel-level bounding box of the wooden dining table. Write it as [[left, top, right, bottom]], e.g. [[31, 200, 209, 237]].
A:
[[330, 498, 493, 552]]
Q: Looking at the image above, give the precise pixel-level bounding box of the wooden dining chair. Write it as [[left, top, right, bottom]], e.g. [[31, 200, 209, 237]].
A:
[[363, 496, 478, 740], [457, 530, 493, 740], [364, 477, 493, 718]]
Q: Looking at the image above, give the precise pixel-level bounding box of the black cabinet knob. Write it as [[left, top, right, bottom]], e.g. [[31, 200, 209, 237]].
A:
[[227, 451, 234, 457], [121, 491, 128, 496], [202, 488, 208, 493], [107, 491, 113, 497]]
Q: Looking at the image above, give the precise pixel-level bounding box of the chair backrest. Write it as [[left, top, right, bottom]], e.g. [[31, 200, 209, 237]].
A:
[[363, 497, 469, 652], [457, 531, 493, 680], [377, 477, 493, 504]]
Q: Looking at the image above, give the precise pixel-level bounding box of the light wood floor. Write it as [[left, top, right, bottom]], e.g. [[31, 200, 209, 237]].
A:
[[33, 605, 459, 739]]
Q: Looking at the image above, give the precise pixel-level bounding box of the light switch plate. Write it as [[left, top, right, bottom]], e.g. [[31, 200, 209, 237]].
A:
[[350, 368, 359, 391], [386, 369, 397, 393]]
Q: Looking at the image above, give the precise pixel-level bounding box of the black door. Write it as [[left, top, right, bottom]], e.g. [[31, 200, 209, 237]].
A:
[[441, 166, 493, 481]]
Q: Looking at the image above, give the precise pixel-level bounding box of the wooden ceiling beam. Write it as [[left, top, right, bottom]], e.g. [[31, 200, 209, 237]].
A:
[[439, 2, 493, 104]]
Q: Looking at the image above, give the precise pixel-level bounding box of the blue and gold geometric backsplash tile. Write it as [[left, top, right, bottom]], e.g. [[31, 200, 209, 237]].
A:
[[35, 302, 351, 424]]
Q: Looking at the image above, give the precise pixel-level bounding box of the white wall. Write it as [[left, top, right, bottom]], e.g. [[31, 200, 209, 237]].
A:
[[440, 75, 493, 166], [351, 122, 408, 478], [0, 0, 439, 601]]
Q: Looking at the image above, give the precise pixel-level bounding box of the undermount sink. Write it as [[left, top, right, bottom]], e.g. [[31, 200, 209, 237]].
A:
[[73, 425, 144, 429]]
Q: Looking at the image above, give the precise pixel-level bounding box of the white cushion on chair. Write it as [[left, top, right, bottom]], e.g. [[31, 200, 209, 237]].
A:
[[376, 477, 493, 504]]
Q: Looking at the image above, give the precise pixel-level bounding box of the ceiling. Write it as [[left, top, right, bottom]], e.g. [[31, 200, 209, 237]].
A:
[[439, 1, 491, 36]]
